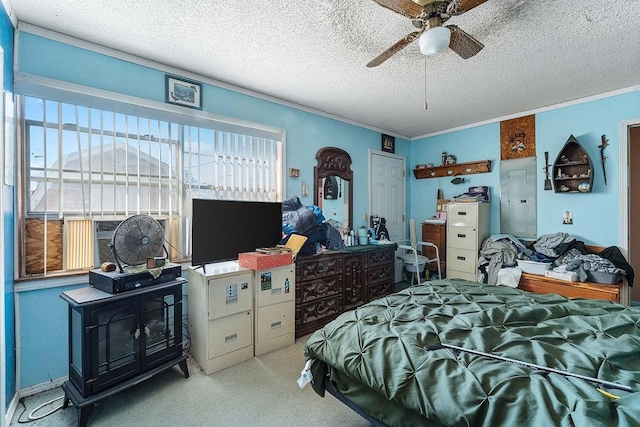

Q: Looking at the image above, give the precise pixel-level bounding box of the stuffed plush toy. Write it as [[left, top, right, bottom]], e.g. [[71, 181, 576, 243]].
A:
[[376, 217, 389, 241]]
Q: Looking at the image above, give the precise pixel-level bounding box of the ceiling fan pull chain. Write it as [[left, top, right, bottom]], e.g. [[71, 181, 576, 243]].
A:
[[424, 57, 428, 110]]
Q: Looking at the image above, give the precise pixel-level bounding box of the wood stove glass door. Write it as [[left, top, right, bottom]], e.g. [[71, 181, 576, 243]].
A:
[[90, 298, 140, 395], [141, 286, 182, 371]]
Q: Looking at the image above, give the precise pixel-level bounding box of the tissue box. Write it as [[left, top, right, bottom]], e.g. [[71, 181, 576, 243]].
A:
[[238, 251, 292, 270], [544, 270, 578, 282]]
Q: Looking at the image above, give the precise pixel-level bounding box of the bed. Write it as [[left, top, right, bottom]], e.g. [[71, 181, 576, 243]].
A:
[[303, 279, 640, 426]]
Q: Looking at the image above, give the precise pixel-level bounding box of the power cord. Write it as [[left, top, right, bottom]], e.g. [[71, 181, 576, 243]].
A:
[[164, 238, 186, 259], [182, 313, 191, 353], [16, 394, 70, 423]]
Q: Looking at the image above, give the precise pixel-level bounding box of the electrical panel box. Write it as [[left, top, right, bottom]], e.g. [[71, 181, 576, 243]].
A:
[[500, 157, 537, 238]]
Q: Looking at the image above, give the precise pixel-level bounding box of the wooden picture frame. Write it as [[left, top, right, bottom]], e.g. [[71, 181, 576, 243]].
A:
[[381, 134, 395, 153], [500, 115, 536, 159], [165, 75, 202, 110]]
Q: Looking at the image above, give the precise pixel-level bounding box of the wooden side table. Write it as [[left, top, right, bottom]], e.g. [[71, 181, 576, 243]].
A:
[[422, 222, 447, 278]]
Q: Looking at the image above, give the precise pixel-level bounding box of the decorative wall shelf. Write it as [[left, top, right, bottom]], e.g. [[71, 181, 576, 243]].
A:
[[552, 135, 594, 193], [413, 160, 491, 179]]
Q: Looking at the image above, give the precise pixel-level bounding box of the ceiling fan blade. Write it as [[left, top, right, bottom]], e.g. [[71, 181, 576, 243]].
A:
[[367, 31, 422, 68], [372, 0, 424, 19], [448, 0, 488, 15], [447, 25, 484, 59]]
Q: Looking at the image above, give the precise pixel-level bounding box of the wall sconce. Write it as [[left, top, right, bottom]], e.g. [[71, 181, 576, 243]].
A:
[[301, 180, 309, 198]]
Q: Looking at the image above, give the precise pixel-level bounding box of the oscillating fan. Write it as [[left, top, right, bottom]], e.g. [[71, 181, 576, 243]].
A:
[[108, 215, 168, 273]]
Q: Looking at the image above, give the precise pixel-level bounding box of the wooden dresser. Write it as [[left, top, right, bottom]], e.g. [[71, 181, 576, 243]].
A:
[[421, 222, 446, 278], [294, 245, 396, 338]]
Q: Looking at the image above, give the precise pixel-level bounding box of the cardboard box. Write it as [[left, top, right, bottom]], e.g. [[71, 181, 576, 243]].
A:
[[238, 251, 292, 270]]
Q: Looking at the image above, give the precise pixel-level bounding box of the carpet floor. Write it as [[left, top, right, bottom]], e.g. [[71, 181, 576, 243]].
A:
[[9, 334, 371, 427]]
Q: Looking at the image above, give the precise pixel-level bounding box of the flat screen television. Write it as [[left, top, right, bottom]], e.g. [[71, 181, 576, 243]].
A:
[[191, 199, 283, 266]]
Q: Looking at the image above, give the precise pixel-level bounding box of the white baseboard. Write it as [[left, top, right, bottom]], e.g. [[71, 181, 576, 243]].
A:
[[4, 377, 67, 425], [5, 392, 20, 427], [19, 376, 67, 398]]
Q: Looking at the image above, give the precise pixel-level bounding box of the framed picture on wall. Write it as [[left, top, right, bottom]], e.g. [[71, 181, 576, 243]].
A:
[[165, 74, 203, 109], [500, 115, 535, 159], [382, 134, 395, 153]]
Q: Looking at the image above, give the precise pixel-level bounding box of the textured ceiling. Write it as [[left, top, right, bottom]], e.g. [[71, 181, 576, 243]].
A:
[[8, 0, 640, 139]]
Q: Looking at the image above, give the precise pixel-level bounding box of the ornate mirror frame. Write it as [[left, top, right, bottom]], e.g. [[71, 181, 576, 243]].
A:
[[314, 147, 354, 231]]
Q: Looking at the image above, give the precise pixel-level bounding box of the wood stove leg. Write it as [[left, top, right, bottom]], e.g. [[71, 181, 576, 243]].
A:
[[62, 394, 71, 409], [178, 358, 189, 378], [77, 403, 94, 427]]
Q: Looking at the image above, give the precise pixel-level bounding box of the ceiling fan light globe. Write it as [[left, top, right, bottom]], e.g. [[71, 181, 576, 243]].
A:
[[419, 26, 451, 56]]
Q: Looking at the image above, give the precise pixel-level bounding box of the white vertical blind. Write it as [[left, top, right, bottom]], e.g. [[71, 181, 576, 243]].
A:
[[19, 94, 283, 277]]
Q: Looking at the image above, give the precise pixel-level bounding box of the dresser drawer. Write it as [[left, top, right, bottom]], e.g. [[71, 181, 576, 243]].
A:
[[447, 226, 478, 250], [447, 248, 478, 273], [255, 266, 294, 307], [366, 263, 395, 284], [422, 224, 445, 242], [368, 280, 394, 300], [256, 302, 294, 342], [298, 295, 343, 325], [207, 273, 253, 320], [207, 310, 252, 359], [367, 247, 395, 266], [299, 275, 342, 303], [297, 254, 342, 282], [448, 203, 478, 227]]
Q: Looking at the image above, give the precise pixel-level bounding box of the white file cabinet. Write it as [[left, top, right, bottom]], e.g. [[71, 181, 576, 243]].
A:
[[253, 264, 295, 356], [188, 262, 254, 375], [446, 202, 490, 281]]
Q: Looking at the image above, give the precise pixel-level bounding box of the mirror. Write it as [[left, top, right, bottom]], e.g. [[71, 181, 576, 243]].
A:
[[314, 147, 353, 231]]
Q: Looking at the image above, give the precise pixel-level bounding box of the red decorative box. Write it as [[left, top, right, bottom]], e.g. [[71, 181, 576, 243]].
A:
[[238, 251, 292, 270]]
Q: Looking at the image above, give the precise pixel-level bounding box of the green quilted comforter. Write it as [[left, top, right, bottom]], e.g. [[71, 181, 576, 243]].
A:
[[304, 279, 640, 426]]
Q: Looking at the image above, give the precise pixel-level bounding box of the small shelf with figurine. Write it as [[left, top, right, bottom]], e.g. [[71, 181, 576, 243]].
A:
[[552, 135, 594, 193]]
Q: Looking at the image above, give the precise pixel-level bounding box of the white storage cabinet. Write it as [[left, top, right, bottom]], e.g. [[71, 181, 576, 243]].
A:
[[253, 264, 295, 356], [446, 202, 490, 281], [188, 262, 254, 375]]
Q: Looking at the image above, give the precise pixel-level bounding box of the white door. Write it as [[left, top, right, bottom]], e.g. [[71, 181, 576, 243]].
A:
[[369, 151, 405, 282]]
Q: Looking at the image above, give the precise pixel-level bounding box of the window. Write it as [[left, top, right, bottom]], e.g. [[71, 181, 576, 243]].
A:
[[18, 93, 284, 278]]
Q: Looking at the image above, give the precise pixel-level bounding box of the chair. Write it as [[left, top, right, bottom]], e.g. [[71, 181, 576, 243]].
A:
[[396, 240, 441, 286]]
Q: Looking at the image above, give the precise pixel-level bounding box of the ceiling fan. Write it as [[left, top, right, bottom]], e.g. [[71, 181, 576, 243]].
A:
[[367, 0, 487, 67]]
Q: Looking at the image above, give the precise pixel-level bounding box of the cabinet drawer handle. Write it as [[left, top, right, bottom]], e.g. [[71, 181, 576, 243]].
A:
[[271, 321, 282, 329], [458, 212, 467, 216], [457, 256, 466, 261], [457, 234, 466, 238], [225, 333, 238, 343]]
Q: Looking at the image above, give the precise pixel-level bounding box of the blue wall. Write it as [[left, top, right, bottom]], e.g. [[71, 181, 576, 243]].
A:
[[1, 1, 14, 410], [15, 31, 410, 388], [12, 28, 640, 390], [409, 123, 501, 231], [409, 91, 640, 246]]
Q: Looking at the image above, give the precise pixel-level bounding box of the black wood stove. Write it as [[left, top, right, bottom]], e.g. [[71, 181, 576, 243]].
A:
[[60, 278, 189, 427]]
